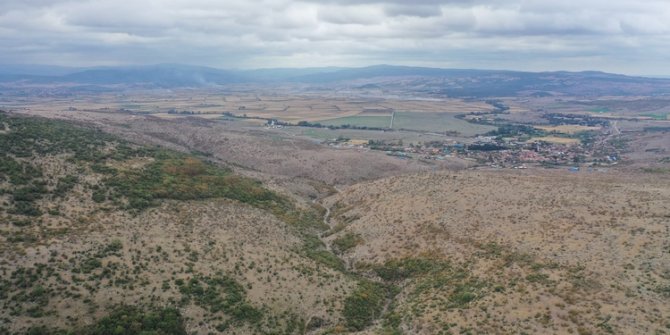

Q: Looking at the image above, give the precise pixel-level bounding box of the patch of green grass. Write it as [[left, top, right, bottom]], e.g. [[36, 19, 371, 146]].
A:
[[526, 273, 551, 284], [302, 234, 345, 271], [655, 285, 670, 298], [372, 257, 451, 282], [641, 112, 669, 120], [343, 280, 391, 331], [87, 305, 187, 335], [332, 232, 363, 254], [176, 273, 262, 325], [102, 152, 282, 210], [412, 267, 487, 309], [447, 282, 480, 307]]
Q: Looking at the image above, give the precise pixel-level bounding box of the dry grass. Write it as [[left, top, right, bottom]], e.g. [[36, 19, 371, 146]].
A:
[[0, 151, 357, 334], [323, 170, 670, 334], [530, 136, 581, 144], [535, 125, 602, 134]]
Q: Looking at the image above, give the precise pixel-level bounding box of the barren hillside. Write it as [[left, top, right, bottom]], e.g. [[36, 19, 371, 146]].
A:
[[0, 112, 365, 334], [18, 109, 451, 187], [324, 170, 670, 334]]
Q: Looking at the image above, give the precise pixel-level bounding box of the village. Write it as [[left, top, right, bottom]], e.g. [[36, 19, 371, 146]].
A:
[[327, 130, 622, 170]]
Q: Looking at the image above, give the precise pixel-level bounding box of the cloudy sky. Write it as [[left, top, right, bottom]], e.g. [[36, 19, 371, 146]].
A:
[[1, 0, 669, 74]]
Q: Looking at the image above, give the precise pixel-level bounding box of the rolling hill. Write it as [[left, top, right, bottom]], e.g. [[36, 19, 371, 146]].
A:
[[2, 64, 670, 97]]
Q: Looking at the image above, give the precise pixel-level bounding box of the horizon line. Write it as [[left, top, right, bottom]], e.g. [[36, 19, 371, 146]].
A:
[[2, 63, 668, 78]]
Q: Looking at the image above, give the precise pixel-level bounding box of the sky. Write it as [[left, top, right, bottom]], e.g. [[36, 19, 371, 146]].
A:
[[1, 0, 669, 75]]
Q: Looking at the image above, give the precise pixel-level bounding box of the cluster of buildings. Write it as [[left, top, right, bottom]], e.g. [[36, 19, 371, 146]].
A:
[[369, 136, 620, 169]]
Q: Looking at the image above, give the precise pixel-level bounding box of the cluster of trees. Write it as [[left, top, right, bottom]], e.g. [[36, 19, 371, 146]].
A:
[[26, 305, 187, 335], [485, 100, 511, 113], [485, 124, 545, 138], [99, 152, 282, 210], [176, 274, 263, 330], [296, 120, 387, 131], [543, 113, 610, 127]]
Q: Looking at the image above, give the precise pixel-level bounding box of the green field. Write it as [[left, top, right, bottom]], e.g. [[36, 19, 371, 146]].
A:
[[641, 112, 670, 120], [589, 107, 610, 113], [319, 115, 391, 128], [392, 112, 495, 136], [297, 128, 341, 140], [287, 127, 452, 144]]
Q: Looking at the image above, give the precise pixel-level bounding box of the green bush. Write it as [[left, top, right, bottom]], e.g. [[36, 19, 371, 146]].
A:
[[374, 257, 450, 282], [176, 273, 263, 325], [343, 280, 389, 331], [88, 305, 186, 335], [91, 189, 106, 203], [103, 154, 283, 211], [332, 232, 363, 254]]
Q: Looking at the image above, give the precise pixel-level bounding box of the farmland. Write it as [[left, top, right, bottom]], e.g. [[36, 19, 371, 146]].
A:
[[392, 112, 495, 135], [529, 136, 581, 144], [0, 91, 493, 124], [319, 115, 391, 128], [534, 125, 602, 134]]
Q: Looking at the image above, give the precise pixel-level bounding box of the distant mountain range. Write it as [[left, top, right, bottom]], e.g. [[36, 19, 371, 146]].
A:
[[1, 64, 670, 97]]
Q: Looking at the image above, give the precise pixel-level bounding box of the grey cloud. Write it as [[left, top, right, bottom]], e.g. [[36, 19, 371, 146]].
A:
[[0, 0, 668, 75], [317, 5, 384, 24], [384, 4, 442, 17], [301, 0, 476, 5]]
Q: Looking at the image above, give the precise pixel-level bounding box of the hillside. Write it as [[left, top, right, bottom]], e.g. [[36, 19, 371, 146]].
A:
[[323, 170, 670, 334], [2, 111, 669, 335], [0, 112, 370, 334]]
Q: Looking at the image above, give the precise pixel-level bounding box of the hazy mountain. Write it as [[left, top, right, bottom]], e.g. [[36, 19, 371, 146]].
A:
[[286, 64, 512, 82], [2, 64, 670, 96], [0, 64, 82, 76], [61, 64, 246, 86], [238, 67, 346, 82], [284, 65, 670, 97]]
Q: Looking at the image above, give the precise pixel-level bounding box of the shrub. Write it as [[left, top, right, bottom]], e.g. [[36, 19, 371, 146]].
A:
[[332, 232, 363, 254], [176, 273, 263, 325], [374, 257, 450, 282], [343, 281, 389, 331], [88, 305, 187, 335]]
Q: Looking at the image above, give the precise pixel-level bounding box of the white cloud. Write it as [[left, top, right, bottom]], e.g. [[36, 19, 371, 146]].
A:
[[0, 0, 668, 74]]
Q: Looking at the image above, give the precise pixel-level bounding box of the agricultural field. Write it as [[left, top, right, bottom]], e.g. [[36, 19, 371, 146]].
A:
[[534, 125, 602, 134], [280, 126, 463, 144], [641, 112, 670, 120], [319, 115, 391, 128], [392, 112, 495, 135], [520, 97, 670, 120], [0, 91, 494, 124], [529, 136, 582, 144]]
